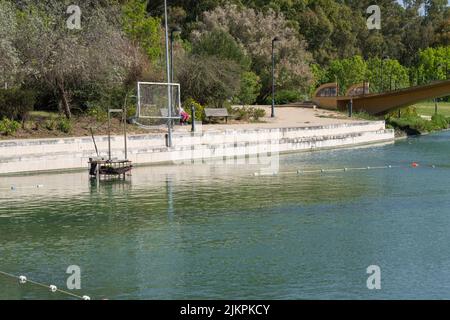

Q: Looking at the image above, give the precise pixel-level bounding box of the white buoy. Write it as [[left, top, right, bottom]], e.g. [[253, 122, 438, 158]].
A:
[[19, 276, 27, 284], [50, 285, 57, 293], [82, 295, 91, 300], [36, 184, 44, 188]]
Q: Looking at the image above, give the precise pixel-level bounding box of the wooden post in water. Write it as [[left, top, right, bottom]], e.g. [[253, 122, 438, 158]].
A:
[[108, 109, 112, 161], [123, 94, 128, 161]]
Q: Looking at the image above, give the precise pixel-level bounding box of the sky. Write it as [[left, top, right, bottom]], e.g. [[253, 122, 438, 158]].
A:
[[397, 0, 450, 6]]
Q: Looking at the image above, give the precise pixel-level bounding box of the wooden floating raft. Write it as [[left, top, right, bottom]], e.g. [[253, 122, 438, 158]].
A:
[[89, 104, 132, 182], [89, 158, 132, 178]]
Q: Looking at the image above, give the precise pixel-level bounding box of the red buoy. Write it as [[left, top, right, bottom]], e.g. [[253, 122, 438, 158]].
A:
[[412, 162, 419, 168]]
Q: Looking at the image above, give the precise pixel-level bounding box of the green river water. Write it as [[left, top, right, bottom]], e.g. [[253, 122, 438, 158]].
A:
[[1, 131, 450, 299]]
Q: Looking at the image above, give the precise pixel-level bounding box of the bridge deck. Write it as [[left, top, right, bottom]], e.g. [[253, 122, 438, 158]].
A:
[[313, 79, 450, 115]]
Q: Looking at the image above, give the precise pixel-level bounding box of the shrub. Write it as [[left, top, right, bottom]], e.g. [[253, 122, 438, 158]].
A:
[[0, 117, 21, 136], [183, 98, 205, 122], [126, 104, 137, 119], [177, 55, 241, 107], [387, 114, 448, 134], [86, 105, 108, 122], [237, 72, 261, 106], [386, 106, 417, 119], [45, 118, 57, 131], [252, 108, 266, 121], [232, 106, 266, 122], [353, 111, 379, 121], [265, 90, 303, 105], [57, 117, 72, 133], [0, 88, 35, 121], [192, 29, 251, 70], [431, 114, 448, 130]]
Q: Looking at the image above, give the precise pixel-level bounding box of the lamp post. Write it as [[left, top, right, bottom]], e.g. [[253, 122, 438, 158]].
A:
[[271, 36, 280, 118], [163, 0, 173, 147], [170, 26, 181, 85], [380, 55, 389, 93]]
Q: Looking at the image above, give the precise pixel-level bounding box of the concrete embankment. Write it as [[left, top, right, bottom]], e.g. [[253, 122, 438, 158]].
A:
[[0, 121, 394, 175]]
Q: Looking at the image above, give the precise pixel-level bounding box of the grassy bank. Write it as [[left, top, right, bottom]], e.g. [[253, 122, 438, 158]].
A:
[[413, 101, 450, 117], [386, 113, 449, 137], [351, 101, 450, 137]]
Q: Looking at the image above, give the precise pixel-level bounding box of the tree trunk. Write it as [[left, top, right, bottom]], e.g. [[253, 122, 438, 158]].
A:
[[57, 81, 72, 119]]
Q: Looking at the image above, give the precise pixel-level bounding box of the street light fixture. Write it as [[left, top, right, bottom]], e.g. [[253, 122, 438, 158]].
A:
[[381, 55, 389, 93], [271, 36, 280, 118], [163, 0, 173, 147], [170, 26, 182, 84]]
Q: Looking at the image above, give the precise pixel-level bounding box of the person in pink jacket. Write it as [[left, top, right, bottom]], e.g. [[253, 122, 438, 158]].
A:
[[179, 106, 190, 125]]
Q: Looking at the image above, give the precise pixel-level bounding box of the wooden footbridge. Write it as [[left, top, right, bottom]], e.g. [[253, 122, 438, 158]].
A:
[[312, 79, 450, 115]]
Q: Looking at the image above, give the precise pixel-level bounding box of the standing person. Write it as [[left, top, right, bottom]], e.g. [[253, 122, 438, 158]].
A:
[[178, 106, 190, 125]]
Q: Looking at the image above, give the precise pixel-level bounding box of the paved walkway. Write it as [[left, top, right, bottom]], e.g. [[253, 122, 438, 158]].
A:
[[174, 106, 362, 132]]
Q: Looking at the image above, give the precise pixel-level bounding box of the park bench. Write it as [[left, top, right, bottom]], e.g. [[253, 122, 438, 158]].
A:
[[204, 108, 229, 123]]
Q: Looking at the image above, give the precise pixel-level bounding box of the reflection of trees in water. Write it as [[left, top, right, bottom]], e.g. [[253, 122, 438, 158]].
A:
[[1, 169, 373, 242]]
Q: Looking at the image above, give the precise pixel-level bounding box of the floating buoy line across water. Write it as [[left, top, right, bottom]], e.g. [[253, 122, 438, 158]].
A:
[[254, 162, 435, 177], [1, 184, 44, 191], [0, 270, 91, 300]]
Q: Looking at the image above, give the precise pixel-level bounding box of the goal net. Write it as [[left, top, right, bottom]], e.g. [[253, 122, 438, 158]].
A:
[[136, 82, 181, 127]]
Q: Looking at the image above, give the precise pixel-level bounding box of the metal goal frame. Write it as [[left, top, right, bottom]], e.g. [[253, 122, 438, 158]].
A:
[[136, 82, 182, 120]]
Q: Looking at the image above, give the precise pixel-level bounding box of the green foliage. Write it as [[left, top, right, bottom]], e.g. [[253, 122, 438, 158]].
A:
[[232, 106, 266, 122], [386, 107, 418, 119], [0, 117, 20, 136], [44, 118, 57, 131], [418, 46, 450, 82], [252, 108, 266, 121], [237, 72, 261, 105], [352, 111, 379, 121], [183, 98, 205, 122], [57, 117, 72, 133], [431, 113, 449, 129], [387, 113, 449, 135], [326, 56, 367, 94], [309, 64, 328, 97], [177, 55, 241, 107], [367, 58, 410, 93], [0, 88, 35, 121], [122, 0, 162, 62], [86, 105, 108, 122], [192, 29, 251, 70], [274, 90, 303, 105]]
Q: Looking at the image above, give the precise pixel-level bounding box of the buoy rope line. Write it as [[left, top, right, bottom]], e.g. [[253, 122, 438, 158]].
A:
[[0, 270, 91, 300], [0, 184, 44, 191], [254, 162, 432, 176]]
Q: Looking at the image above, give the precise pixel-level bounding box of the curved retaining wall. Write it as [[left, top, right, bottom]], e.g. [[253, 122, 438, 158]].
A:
[[0, 121, 394, 175]]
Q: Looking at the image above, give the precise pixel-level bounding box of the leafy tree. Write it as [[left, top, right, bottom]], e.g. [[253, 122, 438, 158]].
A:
[[418, 46, 450, 82], [0, 1, 20, 87], [367, 58, 410, 93], [192, 28, 251, 69], [326, 56, 368, 94], [122, 0, 162, 62], [237, 72, 261, 105], [14, 1, 147, 118], [176, 54, 241, 107], [193, 4, 313, 102]]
